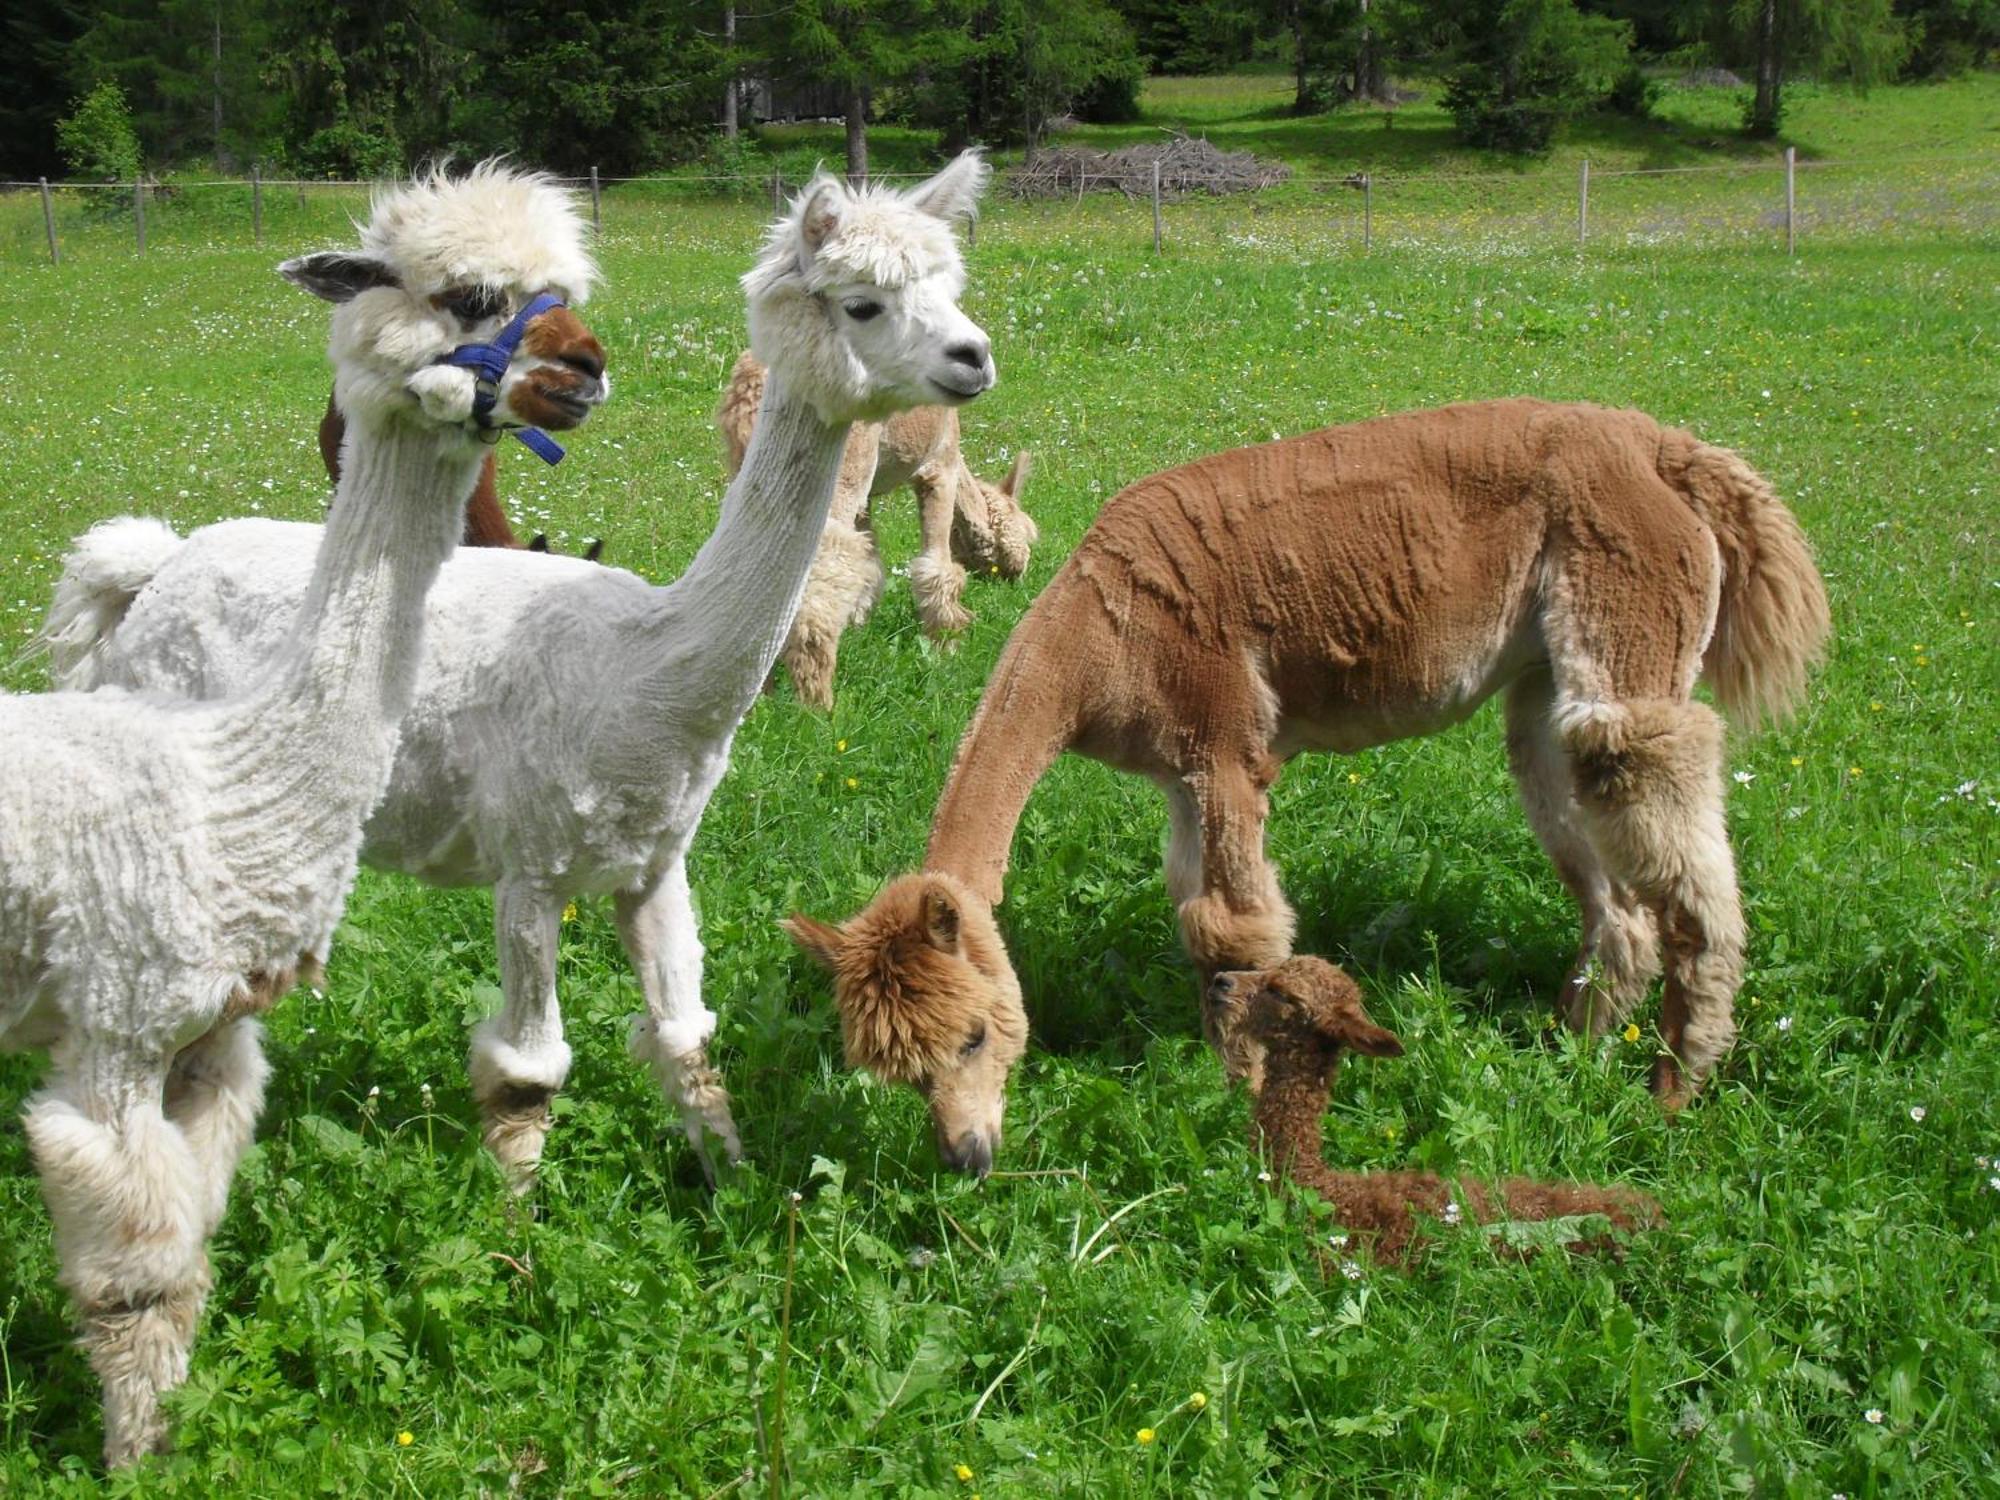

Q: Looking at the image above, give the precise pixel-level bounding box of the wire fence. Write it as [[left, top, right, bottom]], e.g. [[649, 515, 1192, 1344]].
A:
[[4, 150, 1995, 266]]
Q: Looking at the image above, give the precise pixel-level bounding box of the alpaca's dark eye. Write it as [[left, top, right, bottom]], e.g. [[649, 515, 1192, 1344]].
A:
[[960, 1024, 987, 1056], [443, 286, 506, 323], [842, 299, 883, 322]]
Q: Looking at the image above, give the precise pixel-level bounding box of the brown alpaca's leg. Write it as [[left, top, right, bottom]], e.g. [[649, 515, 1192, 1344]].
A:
[[1174, 756, 1295, 975], [26, 1042, 214, 1466], [908, 466, 971, 636], [1504, 669, 1661, 1036], [781, 517, 884, 709], [1565, 700, 1744, 1108]]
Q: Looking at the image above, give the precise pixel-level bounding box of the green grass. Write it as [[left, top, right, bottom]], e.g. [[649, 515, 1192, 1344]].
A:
[[1, 77, 1997, 1496]]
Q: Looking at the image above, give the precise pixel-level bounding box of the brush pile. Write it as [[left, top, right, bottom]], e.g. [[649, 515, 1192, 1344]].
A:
[[1006, 134, 1290, 200]]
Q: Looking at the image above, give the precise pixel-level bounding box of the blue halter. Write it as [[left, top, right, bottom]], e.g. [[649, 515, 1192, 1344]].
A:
[[432, 290, 571, 465]]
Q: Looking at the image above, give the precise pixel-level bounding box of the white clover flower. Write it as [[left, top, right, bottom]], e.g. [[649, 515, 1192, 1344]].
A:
[[1442, 1198, 1463, 1226], [1341, 1260, 1364, 1281], [1732, 769, 1756, 785], [1329, 1233, 1348, 1249], [1257, 1170, 1272, 1183], [1777, 1016, 1793, 1033], [1910, 1105, 1927, 1122], [1864, 1408, 1884, 1425]]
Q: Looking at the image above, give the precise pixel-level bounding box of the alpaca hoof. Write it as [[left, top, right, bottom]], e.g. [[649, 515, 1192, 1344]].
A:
[[666, 1046, 744, 1182], [481, 1087, 555, 1194], [1650, 1056, 1696, 1114]]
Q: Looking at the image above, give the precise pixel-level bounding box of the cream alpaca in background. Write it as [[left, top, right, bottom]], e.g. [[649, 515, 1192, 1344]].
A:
[[8, 162, 607, 1465], [788, 400, 1831, 1174], [46, 153, 998, 1192], [716, 350, 1036, 707]]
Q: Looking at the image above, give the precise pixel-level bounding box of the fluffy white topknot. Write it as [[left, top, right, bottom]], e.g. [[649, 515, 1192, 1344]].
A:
[[360, 160, 597, 303]]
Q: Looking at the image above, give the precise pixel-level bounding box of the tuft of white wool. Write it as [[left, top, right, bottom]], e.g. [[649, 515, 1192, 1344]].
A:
[[360, 160, 598, 303], [38, 517, 183, 691]]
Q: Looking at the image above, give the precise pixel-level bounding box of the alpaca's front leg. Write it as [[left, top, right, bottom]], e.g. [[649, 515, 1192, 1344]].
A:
[[469, 880, 573, 1193], [907, 465, 971, 636], [618, 860, 742, 1180], [26, 1041, 213, 1467]]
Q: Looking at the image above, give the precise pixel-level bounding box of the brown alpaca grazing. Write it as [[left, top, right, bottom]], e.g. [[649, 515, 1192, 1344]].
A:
[[717, 351, 1036, 708], [786, 398, 1831, 1173], [319, 393, 601, 559], [1205, 957, 1660, 1266]]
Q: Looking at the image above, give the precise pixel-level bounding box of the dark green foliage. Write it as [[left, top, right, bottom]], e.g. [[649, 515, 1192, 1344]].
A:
[[1894, 0, 2000, 73], [55, 81, 142, 182], [0, 0, 88, 178], [1110, 0, 1262, 73], [1436, 0, 1633, 150], [1605, 62, 1661, 113], [1680, 0, 1910, 138]]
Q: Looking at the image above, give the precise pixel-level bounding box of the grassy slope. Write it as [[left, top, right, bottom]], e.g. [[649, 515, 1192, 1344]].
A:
[[0, 78, 1996, 1496]]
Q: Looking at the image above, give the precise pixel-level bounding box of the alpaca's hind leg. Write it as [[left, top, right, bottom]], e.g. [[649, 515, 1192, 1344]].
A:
[[1504, 669, 1661, 1035], [1565, 699, 1744, 1107], [618, 856, 742, 1180], [164, 1019, 270, 1239], [1173, 756, 1295, 976], [908, 466, 971, 636], [469, 880, 572, 1192], [26, 1042, 212, 1466]]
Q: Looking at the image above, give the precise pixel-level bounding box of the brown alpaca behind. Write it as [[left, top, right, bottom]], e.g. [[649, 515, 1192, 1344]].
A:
[[1206, 958, 1661, 1267], [789, 398, 1832, 1174], [319, 393, 601, 559], [718, 351, 1036, 708]]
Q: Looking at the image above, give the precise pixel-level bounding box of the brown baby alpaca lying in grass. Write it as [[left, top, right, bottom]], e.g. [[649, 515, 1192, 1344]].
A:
[[1203, 956, 1662, 1266]]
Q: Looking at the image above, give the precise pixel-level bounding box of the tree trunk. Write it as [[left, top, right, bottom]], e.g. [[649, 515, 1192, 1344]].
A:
[[212, 1, 227, 168], [1292, 1, 1309, 113], [1355, 0, 1386, 104], [722, 4, 738, 140], [844, 82, 868, 183], [1750, 0, 1783, 137]]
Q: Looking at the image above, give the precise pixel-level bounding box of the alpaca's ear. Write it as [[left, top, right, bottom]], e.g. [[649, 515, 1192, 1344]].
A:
[[1002, 450, 1032, 499], [1337, 1007, 1405, 1058], [797, 178, 846, 259], [280, 251, 401, 303], [904, 149, 989, 224], [921, 888, 961, 953], [781, 914, 845, 970]]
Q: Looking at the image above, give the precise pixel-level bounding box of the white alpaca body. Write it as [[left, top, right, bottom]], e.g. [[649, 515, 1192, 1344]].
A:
[[52, 153, 999, 1196], [7, 162, 607, 1467]]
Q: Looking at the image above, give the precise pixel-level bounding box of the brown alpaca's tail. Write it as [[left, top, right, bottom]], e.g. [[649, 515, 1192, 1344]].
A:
[[715, 350, 765, 478], [1665, 439, 1832, 727]]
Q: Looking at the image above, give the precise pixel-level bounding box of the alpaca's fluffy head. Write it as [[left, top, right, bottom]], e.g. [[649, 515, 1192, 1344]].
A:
[[951, 450, 1039, 578], [784, 871, 1027, 1176], [1203, 956, 1403, 1095], [745, 152, 996, 426], [280, 161, 608, 444]]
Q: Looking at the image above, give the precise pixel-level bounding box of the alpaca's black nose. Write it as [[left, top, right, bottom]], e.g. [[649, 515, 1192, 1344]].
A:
[[941, 1129, 994, 1178], [944, 337, 990, 371], [1208, 972, 1238, 1000]]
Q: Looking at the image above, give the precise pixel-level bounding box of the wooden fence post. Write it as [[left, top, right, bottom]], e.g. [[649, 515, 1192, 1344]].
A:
[[134, 178, 145, 253], [589, 165, 602, 232], [1578, 158, 1589, 246], [252, 164, 263, 243], [1151, 158, 1162, 254], [967, 212, 976, 249], [40, 178, 59, 265], [771, 171, 782, 214], [1784, 147, 1796, 256], [1363, 173, 1372, 252]]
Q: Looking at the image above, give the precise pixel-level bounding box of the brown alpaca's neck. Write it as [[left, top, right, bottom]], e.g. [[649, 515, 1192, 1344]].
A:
[[924, 622, 1085, 906], [1251, 1053, 1338, 1185]]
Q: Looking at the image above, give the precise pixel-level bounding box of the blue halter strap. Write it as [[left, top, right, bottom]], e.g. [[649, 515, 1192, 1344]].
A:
[[433, 290, 571, 465]]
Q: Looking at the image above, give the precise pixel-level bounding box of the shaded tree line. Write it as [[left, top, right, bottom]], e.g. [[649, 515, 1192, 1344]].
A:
[[5, 0, 1990, 181]]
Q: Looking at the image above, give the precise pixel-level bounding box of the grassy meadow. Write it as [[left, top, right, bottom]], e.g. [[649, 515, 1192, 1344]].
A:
[[0, 76, 1996, 1495]]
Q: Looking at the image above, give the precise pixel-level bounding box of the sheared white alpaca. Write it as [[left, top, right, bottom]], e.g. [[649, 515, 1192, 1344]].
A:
[[45, 154, 996, 1193], [716, 351, 1036, 707], [6, 162, 607, 1465]]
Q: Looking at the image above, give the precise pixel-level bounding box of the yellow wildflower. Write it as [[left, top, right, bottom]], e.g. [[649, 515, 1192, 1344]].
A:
[[1789, 756, 1803, 768], [845, 776, 858, 790], [561, 901, 578, 924], [1869, 701, 1883, 712], [1622, 1022, 1641, 1043], [1849, 766, 1863, 778], [1347, 771, 1361, 784], [396, 1430, 414, 1447], [955, 1463, 974, 1483], [836, 738, 847, 752], [1189, 1391, 1208, 1411], [1137, 1427, 1156, 1445]]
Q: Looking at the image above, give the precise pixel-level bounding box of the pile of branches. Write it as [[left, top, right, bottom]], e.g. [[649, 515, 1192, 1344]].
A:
[[1005, 134, 1290, 200]]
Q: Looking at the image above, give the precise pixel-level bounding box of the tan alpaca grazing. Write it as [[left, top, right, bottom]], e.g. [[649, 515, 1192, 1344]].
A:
[[786, 398, 1831, 1173], [1204, 957, 1661, 1266], [717, 351, 1037, 707]]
